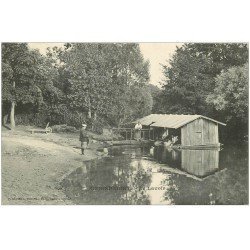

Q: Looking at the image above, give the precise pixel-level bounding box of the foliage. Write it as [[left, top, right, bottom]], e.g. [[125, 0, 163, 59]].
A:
[[2, 43, 152, 131], [58, 43, 151, 127], [1, 43, 62, 128], [207, 64, 248, 120], [159, 43, 248, 140], [206, 64, 248, 140], [51, 124, 77, 133], [160, 43, 248, 114], [2, 44, 48, 105], [146, 84, 162, 113], [3, 42, 247, 140]]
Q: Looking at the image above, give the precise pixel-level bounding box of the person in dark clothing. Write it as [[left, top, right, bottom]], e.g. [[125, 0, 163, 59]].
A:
[[79, 123, 89, 155]]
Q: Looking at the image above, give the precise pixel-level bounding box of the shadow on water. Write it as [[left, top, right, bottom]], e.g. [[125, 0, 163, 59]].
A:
[[61, 144, 248, 205]]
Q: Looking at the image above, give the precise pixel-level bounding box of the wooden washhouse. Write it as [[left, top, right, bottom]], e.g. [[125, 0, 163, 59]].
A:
[[135, 114, 226, 148]]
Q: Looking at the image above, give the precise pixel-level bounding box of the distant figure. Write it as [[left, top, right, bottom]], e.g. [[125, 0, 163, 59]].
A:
[[171, 150, 178, 160], [103, 148, 108, 154], [79, 123, 89, 155], [131, 152, 136, 159], [172, 136, 178, 145], [150, 146, 154, 156], [164, 140, 172, 148], [162, 128, 169, 141], [134, 121, 142, 141]]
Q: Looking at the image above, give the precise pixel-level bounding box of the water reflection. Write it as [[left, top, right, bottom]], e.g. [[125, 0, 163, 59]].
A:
[[61, 147, 152, 205], [61, 144, 248, 205], [152, 147, 220, 178]]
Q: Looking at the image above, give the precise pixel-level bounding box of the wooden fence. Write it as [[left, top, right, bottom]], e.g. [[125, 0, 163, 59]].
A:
[[112, 128, 154, 140]]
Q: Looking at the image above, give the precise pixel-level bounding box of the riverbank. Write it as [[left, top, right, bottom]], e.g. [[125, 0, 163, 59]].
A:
[[1, 126, 108, 205]]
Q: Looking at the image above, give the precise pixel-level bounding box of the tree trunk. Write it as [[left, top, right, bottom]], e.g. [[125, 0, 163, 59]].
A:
[[10, 81, 16, 129], [10, 101, 15, 129], [88, 109, 92, 119], [2, 114, 9, 125], [87, 90, 92, 119]]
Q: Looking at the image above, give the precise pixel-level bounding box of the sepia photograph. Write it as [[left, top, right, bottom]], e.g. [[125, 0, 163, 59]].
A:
[[1, 1, 250, 250], [1, 42, 249, 205]]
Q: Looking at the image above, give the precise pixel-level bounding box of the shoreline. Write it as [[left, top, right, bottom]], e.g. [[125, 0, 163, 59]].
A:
[[1, 126, 106, 205]]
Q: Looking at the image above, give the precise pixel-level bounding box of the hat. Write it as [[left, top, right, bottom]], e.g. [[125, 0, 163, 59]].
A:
[[82, 123, 87, 127]]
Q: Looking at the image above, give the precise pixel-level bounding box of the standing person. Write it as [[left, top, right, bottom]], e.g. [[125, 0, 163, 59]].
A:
[[172, 135, 178, 145], [134, 121, 142, 141], [162, 128, 169, 141], [79, 123, 89, 155]]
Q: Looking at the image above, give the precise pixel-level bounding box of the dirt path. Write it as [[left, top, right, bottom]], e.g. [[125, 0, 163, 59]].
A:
[[1, 129, 102, 205]]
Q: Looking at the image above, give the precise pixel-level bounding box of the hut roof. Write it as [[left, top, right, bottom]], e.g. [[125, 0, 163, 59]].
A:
[[134, 114, 226, 129]]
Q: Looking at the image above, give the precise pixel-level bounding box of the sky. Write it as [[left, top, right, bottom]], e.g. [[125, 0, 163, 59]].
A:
[[139, 43, 182, 85], [29, 43, 182, 86]]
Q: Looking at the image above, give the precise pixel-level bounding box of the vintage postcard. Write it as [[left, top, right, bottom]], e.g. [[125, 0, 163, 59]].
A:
[[1, 43, 248, 205]]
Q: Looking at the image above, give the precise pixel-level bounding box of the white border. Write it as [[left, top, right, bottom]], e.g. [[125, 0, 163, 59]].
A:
[[0, 1, 249, 250]]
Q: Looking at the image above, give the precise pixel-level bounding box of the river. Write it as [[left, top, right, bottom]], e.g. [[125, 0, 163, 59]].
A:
[[61, 144, 248, 205]]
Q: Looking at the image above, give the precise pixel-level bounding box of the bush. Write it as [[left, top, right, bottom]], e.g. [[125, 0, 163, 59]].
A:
[[51, 124, 77, 133], [91, 116, 112, 134], [15, 113, 48, 127]]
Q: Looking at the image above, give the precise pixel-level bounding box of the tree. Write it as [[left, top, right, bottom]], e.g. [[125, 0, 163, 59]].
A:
[[59, 43, 151, 127], [112, 85, 153, 125], [160, 44, 215, 115], [2, 43, 152, 130], [2, 43, 39, 128], [146, 84, 162, 113], [102, 43, 150, 126], [160, 43, 248, 115], [58, 44, 107, 118], [206, 64, 248, 140], [2, 43, 60, 128], [159, 43, 248, 140]]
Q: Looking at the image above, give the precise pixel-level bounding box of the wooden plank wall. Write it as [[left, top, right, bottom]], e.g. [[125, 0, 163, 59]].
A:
[[181, 149, 219, 177], [181, 118, 219, 146], [202, 119, 219, 145]]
